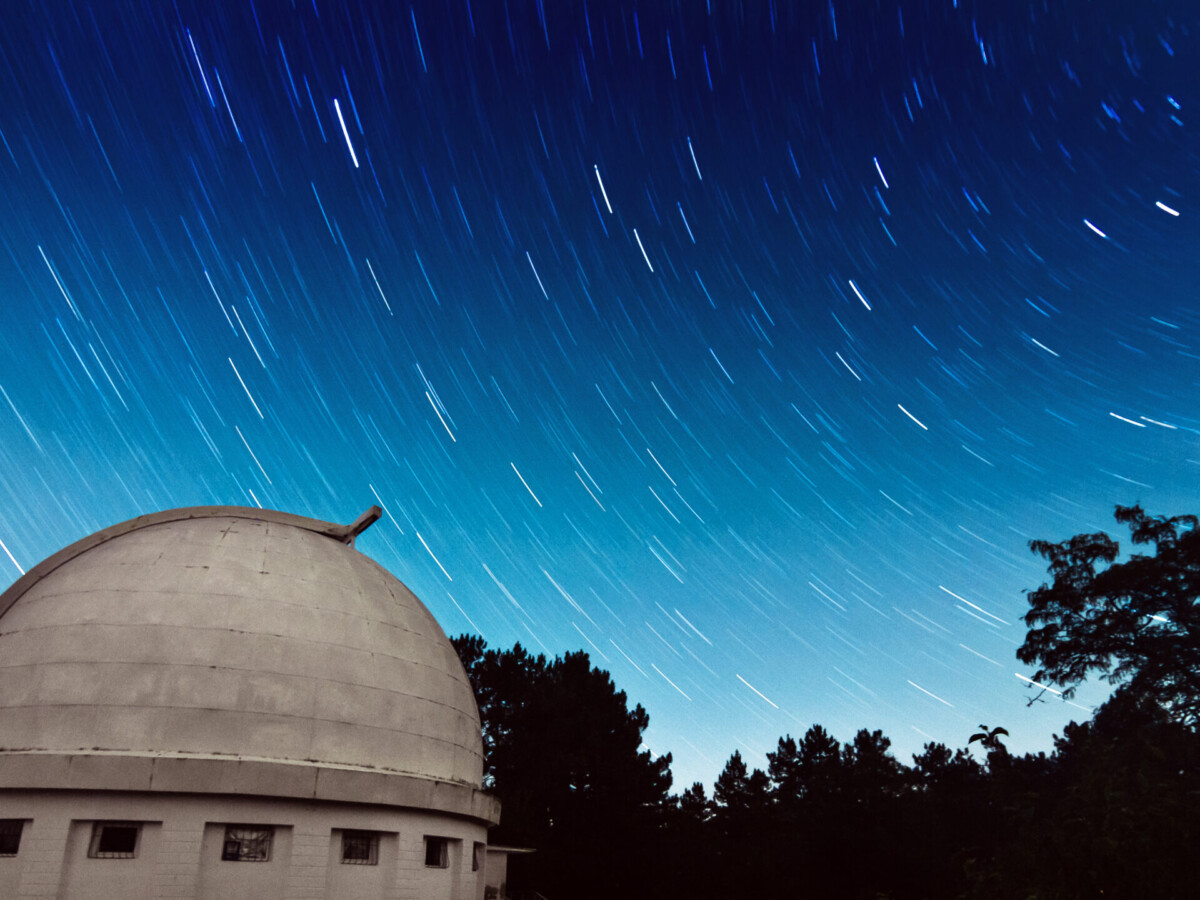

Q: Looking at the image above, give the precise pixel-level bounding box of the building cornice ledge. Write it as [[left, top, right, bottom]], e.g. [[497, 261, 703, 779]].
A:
[[0, 752, 500, 826]]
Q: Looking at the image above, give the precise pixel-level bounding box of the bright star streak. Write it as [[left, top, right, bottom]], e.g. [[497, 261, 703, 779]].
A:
[[0, 535, 24, 575], [526, 251, 549, 298], [1030, 337, 1059, 357], [428, 391, 456, 442], [897, 404, 928, 430], [235, 425, 271, 484], [938, 586, 1009, 624], [1015, 673, 1062, 694], [1109, 412, 1146, 427], [0, 382, 42, 451], [687, 136, 702, 180], [652, 663, 692, 700], [228, 358, 264, 419], [634, 228, 653, 272], [848, 279, 871, 310], [416, 530, 453, 580], [512, 462, 543, 507], [907, 680, 953, 707], [334, 98, 359, 168], [594, 164, 613, 213], [736, 674, 779, 708], [365, 258, 392, 314]]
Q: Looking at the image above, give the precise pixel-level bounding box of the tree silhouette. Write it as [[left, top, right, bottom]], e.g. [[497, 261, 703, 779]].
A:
[[968, 690, 1200, 898], [968, 724, 1009, 754], [709, 750, 775, 895], [1019, 504, 1200, 725], [712, 749, 770, 833], [911, 741, 983, 791], [447, 524, 1200, 900], [844, 727, 906, 801], [677, 781, 710, 822], [451, 635, 672, 899], [712, 749, 753, 810], [766, 724, 846, 808]]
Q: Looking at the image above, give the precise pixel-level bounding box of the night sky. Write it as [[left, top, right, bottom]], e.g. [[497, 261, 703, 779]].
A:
[[1, 0, 1197, 792]]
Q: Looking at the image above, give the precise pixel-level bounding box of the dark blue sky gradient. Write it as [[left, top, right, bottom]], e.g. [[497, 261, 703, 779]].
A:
[[1, 1, 1198, 790]]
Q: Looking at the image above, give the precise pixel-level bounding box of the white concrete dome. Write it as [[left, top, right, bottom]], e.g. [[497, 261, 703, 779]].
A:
[[0, 506, 485, 791]]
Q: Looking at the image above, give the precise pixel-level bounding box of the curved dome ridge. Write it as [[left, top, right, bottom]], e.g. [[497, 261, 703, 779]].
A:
[[0, 506, 484, 787]]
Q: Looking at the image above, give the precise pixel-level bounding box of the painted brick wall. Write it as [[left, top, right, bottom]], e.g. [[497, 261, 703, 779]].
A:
[[16, 813, 70, 898], [152, 820, 205, 899], [285, 827, 330, 899]]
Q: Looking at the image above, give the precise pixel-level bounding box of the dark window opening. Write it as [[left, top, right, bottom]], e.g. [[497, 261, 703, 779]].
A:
[[341, 830, 378, 865], [89, 823, 140, 859], [0, 820, 23, 857], [424, 836, 449, 868], [473, 841, 485, 872]]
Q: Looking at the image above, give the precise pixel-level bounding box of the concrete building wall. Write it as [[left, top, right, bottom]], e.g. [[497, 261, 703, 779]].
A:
[[0, 507, 502, 900], [0, 790, 488, 900], [325, 829, 398, 900], [13, 811, 71, 898], [155, 818, 204, 899], [402, 833, 462, 900], [483, 847, 509, 899], [0, 853, 23, 898], [60, 820, 162, 900], [196, 822, 291, 900]]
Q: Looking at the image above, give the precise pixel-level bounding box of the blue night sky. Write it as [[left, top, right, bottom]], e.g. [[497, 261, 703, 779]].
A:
[[1, 1, 1197, 792]]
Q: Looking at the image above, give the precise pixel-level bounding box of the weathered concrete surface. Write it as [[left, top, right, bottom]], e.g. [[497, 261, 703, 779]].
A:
[[0, 508, 486, 791], [0, 507, 500, 899]]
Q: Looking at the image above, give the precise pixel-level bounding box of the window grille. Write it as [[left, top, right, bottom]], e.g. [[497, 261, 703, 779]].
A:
[[341, 830, 378, 865], [221, 825, 272, 862]]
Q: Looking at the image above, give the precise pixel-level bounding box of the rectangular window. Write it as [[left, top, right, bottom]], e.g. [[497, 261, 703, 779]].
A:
[[472, 841, 485, 872], [221, 825, 272, 862], [0, 820, 23, 857], [88, 822, 140, 859], [341, 830, 378, 865], [424, 836, 448, 868]]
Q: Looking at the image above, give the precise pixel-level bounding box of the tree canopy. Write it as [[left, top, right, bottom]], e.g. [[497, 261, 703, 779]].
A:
[[449, 505, 1200, 897], [451, 635, 672, 899], [1018, 504, 1200, 725]]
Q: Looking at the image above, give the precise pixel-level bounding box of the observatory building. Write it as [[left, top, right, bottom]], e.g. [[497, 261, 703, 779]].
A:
[[0, 506, 500, 899]]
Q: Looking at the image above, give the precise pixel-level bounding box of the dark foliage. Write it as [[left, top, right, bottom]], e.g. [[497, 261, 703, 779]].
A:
[[452, 507, 1199, 898], [457, 642, 1197, 899], [686, 706, 1197, 899], [451, 635, 672, 900], [1019, 504, 1200, 725]]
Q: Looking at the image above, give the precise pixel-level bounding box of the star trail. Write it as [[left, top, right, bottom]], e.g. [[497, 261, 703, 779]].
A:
[[1, 1, 1197, 790]]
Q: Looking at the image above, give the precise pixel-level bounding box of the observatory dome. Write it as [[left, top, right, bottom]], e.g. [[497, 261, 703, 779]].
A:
[[0, 506, 484, 787]]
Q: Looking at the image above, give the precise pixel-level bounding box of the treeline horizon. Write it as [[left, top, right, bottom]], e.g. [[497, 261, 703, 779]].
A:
[[457, 635, 1197, 899], [455, 505, 1198, 898]]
